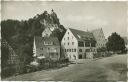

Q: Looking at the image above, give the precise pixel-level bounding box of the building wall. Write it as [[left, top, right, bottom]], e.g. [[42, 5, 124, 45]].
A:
[[61, 29, 97, 60], [92, 28, 106, 48], [35, 45, 60, 60], [61, 29, 78, 61]]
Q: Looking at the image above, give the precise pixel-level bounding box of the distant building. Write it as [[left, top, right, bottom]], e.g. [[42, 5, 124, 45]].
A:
[[91, 28, 107, 48], [61, 28, 96, 61], [33, 36, 60, 60], [122, 37, 128, 49]]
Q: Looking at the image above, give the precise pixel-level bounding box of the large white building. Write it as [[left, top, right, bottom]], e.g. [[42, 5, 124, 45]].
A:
[[61, 28, 96, 61]]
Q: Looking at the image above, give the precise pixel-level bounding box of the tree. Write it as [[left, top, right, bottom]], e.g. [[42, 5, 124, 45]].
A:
[[1, 19, 20, 41], [97, 47, 107, 52], [1, 44, 9, 68], [106, 32, 126, 53]]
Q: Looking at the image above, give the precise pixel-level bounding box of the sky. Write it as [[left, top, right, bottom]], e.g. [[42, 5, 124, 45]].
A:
[[1, 1, 127, 38]]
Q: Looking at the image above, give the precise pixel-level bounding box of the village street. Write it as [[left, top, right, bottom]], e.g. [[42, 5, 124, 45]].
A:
[[4, 54, 127, 81]]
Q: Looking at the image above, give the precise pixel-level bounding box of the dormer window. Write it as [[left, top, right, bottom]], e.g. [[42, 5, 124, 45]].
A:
[[68, 37, 69, 40], [68, 32, 69, 34], [44, 41, 53, 45], [77, 34, 81, 38]]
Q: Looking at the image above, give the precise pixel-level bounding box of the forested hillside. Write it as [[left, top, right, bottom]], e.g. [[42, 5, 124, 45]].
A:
[[1, 10, 66, 66]]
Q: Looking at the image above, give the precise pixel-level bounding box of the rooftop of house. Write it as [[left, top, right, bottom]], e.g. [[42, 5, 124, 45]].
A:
[[69, 28, 96, 42], [34, 36, 60, 48]]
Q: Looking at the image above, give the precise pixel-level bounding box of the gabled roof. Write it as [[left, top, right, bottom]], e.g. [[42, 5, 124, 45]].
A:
[[34, 36, 60, 48], [91, 28, 102, 32], [91, 28, 106, 40], [69, 28, 96, 42]]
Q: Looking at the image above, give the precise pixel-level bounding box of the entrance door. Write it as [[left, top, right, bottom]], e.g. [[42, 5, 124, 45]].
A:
[[79, 54, 82, 59]]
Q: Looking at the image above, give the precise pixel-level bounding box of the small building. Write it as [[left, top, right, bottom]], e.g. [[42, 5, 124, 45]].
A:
[[33, 36, 60, 60], [61, 28, 96, 61], [122, 37, 128, 50]]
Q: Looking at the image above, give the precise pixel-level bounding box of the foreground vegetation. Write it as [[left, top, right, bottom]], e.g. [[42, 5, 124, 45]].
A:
[[4, 54, 127, 81]]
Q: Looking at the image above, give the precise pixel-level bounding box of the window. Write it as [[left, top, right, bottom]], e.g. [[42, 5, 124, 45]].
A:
[[74, 49, 76, 52], [79, 54, 82, 59], [50, 53, 55, 58], [65, 49, 66, 52], [44, 41, 53, 45], [72, 42, 74, 45], [85, 49, 90, 52], [40, 54, 43, 56], [91, 42, 96, 47], [68, 32, 69, 34], [40, 47, 43, 50], [68, 37, 69, 40], [78, 41, 84, 47], [68, 42, 69, 45], [72, 49, 74, 52], [67, 49, 69, 52], [85, 42, 90, 47], [70, 49, 71, 52], [79, 49, 82, 52]]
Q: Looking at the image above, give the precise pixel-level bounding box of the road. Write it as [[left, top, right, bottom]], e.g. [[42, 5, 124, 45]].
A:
[[4, 54, 127, 81]]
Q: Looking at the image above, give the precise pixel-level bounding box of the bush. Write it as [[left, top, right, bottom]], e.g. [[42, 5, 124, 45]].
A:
[[1, 66, 16, 79], [94, 52, 113, 58], [23, 65, 39, 73], [22, 58, 70, 74]]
